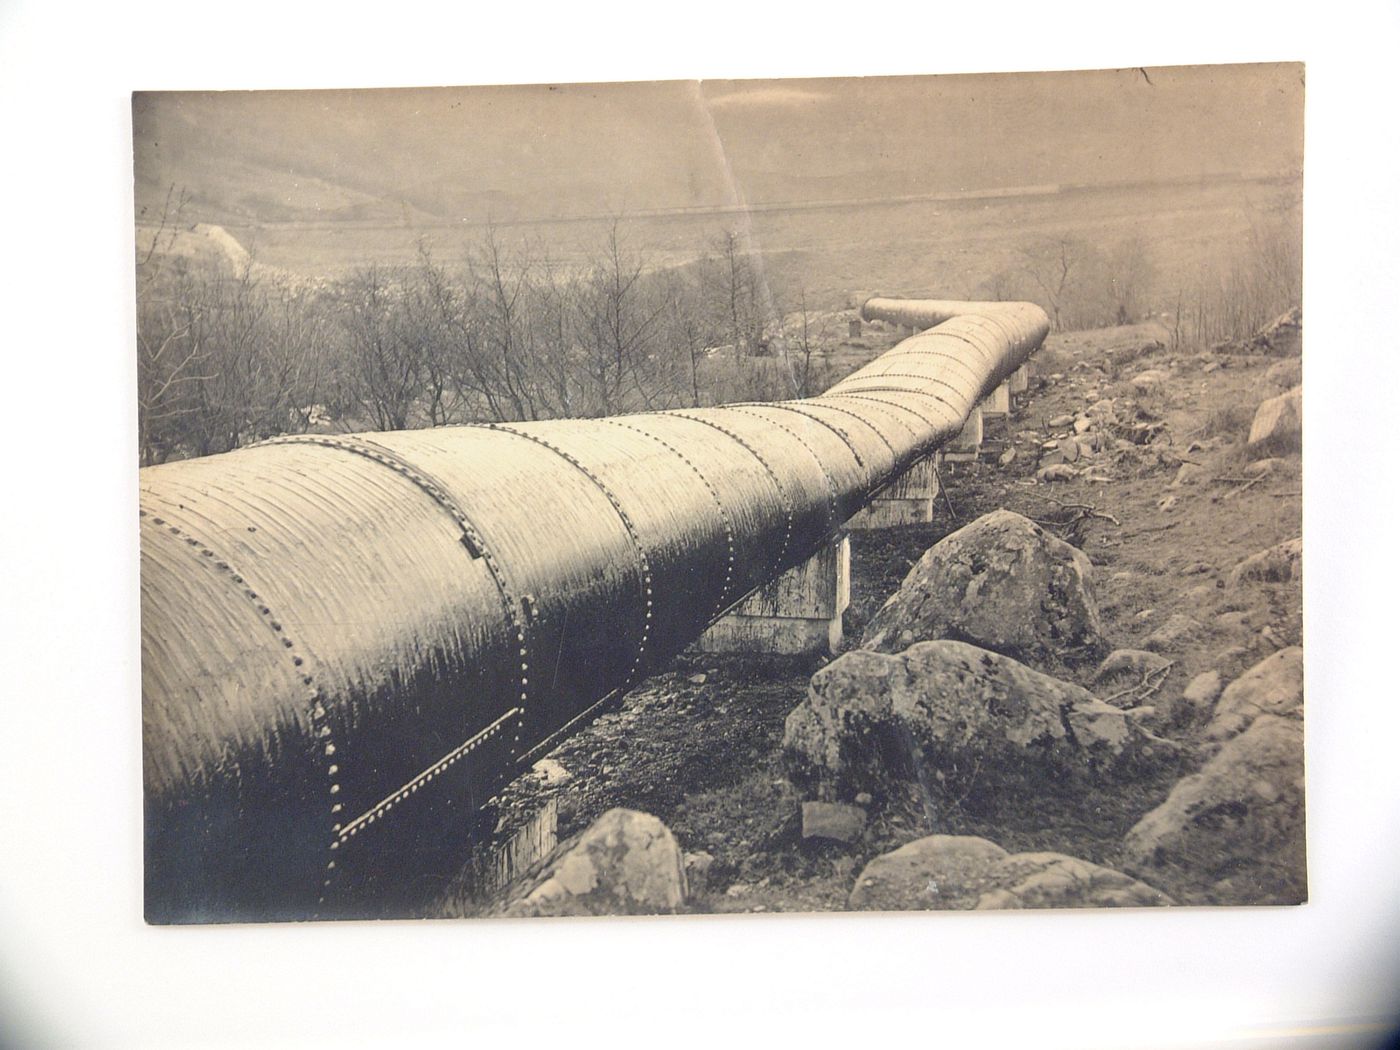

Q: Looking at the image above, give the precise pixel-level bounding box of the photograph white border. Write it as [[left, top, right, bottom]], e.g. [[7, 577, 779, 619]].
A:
[[2, 1, 1397, 1046]]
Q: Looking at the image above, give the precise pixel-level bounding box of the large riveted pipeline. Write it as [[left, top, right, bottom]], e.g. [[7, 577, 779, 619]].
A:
[[140, 299, 1048, 922]]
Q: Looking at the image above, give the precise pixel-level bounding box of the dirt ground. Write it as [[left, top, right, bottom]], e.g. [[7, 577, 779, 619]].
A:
[[437, 318, 1303, 916]]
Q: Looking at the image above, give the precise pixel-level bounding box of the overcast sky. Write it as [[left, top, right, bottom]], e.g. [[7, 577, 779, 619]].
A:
[[133, 64, 1303, 224]]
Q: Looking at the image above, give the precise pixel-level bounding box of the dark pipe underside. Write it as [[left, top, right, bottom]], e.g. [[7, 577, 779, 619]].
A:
[[140, 298, 1049, 922]]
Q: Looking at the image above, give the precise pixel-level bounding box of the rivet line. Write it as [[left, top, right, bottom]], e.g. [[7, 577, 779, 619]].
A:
[[603, 418, 737, 620], [335, 707, 522, 844], [489, 425, 654, 684], [672, 411, 795, 587], [140, 511, 342, 917], [257, 434, 531, 760]]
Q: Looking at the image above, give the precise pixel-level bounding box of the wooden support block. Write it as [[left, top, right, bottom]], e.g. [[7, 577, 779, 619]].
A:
[[1008, 364, 1030, 395], [848, 319, 862, 338], [693, 533, 850, 655]]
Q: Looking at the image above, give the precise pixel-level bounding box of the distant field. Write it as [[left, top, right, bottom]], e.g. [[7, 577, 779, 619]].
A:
[[183, 175, 1297, 312]]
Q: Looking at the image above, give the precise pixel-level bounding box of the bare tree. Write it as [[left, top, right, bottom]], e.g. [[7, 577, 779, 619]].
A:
[[471, 227, 539, 421], [1018, 236, 1086, 332], [575, 220, 665, 415], [1105, 235, 1155, 325], [136, 188, 212, 465], [337, 265, 422, 431]]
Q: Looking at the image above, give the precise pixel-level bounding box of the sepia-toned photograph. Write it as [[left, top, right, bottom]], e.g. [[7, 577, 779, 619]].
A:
[[133, 64, 1305, 925]]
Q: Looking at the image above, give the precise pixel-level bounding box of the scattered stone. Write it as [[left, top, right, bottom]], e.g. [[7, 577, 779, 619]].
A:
[[801, 801, 868, 844], [997, 446, 1017, 468], [1085, 399, 1118, 422], [1059, 437, 1082, 463], [1038, 464, 1078, 483], [1130, 369, 1168, 393], [1183, 583, 1217, 606], [1123, 716, 1305, 904], [1206, 647, 1304, 742], [1171, 462, 1205, 487], [1246, 386, 1302, 456], [1108, 341, 1164, 371], [1228, 538, 1302, 588], [1265, 357, 1302, 390], [1157, 494, 1177, 512], [1047, 414, 1075, 428], [1095, 648, 1172, 685], [1134, 608, 1156, 623], [1073, 416, 1093, 434], [1216, 610, 1252, 633], [688, 672, 708, 685], [683, 851, 715, 897], [784, 641, 1150, 802], [1213, 646, 1256, 679], [1203, 361, 1221, 374], [1244, 307, 1302, 357], [848, 834, 1173, 911], [861, 510, 1104, 666], [725, 882, 751, 898], [854, 792, 873, 806], [1143, 613, 1202, 653], [1243, 457, 1282, 478], [531, 758, 571, 785], [1183, 670, 1225, 711], [501, 808, 688, 918], [1156, 670, 1224, 728]]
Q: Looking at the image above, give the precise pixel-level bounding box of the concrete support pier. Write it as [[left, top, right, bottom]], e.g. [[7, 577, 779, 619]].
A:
[[848, 453, 940, 529], [943, 406, 984, 462], [1009, 364, 1030, 397], [692, 532, 850, 656], [980, 381, 1012, 419]]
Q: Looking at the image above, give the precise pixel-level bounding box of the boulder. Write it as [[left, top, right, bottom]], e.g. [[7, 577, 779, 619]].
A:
[[801, 801, 867, 844], [784, 640, 1153, 802], [1123, 716, 1306, 904], [861, 509, 1104, 667], [1228, 538, 1302, 588], [1206, 647, 1304, 742], [848, 834, 1173, 911], [500, 808, 687, 918], [1246, 386, 1302, 456]]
